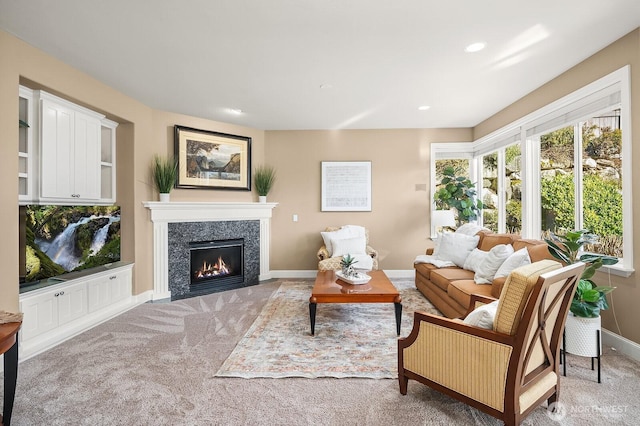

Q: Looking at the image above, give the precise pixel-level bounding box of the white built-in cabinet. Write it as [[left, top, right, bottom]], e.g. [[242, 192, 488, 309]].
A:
[[18, 87, 34, 203], [19, 263, 134, 359], [18, 87, 117, 205]]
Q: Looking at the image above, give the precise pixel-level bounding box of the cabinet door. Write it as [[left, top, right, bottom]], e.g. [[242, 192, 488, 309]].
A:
[[40, 99, 75, 199], [87, 275, 111, 313], [20, 291, 58, 341], [74, 111, 101, 200], [57, 284, 88, 326], [109, 269, 131, 303]]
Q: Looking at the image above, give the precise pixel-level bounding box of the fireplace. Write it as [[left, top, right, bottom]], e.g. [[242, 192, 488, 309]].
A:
[[144, 202, 276, 301], [189, 239, 244, 293]]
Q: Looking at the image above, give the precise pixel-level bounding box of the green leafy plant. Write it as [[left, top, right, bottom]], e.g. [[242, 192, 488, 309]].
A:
[[340, 254, 358, 277], [545, 229, 618, 318], [254, 165, 276, 196], [434, 166, 483, 226], [152, 155, 177, 194]]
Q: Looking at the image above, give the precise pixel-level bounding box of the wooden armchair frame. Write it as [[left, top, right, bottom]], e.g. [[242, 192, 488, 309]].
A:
[[398, 261, 585, 426]]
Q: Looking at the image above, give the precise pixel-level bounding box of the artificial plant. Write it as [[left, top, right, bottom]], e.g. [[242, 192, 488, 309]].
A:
[[545, 229, 618, 318]]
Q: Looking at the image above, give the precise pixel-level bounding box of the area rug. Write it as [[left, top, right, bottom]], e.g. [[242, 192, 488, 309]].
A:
[[215, 279, 439, 379]]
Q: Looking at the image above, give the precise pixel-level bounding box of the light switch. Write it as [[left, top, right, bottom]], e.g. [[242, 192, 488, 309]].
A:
[[293, 214, 298, 222]]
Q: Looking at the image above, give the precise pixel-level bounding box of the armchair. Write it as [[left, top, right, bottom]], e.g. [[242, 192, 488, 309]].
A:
[[398, 260, 585, 426], [317, 226, 379, 271]]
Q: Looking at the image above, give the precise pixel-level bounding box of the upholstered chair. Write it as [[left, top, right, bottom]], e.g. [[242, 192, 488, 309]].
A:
[[317, 226, 379, 271], [398, 260, 585, 426]]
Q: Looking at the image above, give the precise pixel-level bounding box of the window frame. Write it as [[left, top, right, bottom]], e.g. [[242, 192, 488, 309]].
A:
[[430, 66, 633, 276]]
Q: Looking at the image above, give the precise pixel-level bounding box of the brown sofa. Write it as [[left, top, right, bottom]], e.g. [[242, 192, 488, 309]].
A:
[[414, 231, 555, 318]]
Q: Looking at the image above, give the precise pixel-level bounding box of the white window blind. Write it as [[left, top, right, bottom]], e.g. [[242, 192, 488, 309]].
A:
[[525, 83, 621, 138]]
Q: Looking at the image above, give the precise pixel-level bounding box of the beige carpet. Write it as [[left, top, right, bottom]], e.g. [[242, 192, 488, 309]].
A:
[[216, 280, 438, 378], [2, 279, 639, 425]]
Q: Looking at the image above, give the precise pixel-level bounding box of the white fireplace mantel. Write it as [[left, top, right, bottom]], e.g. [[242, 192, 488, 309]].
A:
[[143, 201, 278, 300]]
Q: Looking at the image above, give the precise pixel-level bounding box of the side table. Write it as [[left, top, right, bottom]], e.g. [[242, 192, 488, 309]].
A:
[[0, 322, 21, 426]]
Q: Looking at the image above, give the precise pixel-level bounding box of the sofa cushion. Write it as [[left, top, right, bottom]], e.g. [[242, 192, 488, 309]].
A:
[[414, 262, 440, 281], [430, 268, 475, 292], [478, 233, 519, 251], [513, 239, 554, 263], [448, 279, 495, 310]]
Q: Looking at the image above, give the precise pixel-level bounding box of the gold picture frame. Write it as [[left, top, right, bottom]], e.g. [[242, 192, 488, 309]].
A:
[[174, 125, 251, 190]]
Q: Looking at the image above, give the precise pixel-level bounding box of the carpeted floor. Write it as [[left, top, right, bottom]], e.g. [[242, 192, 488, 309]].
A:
[[2, 279, 639, 425]]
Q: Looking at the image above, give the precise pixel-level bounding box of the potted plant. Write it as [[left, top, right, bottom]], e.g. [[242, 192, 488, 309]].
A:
[[152, 155, 177, 202], [254, 165, 276, 202], [434, 166, 483, 226], [545, 229, 618, 357]]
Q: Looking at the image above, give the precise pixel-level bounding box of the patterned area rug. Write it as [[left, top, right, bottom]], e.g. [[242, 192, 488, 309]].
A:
[[215, 279, 439, 379]]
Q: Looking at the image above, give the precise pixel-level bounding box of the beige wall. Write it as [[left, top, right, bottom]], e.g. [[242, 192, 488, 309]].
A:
[[475, 29, 640, 343], [265, 129, 471, 271]]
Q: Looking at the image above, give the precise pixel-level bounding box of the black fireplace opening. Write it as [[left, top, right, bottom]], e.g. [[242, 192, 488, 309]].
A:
[[189, 238, 244, 295]]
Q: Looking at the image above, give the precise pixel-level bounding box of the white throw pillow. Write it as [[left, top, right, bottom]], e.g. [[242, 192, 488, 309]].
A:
[[494, 247, 531, 278], [463, 300, 499, 329], [474, 244, 515, 284], [455, 223, 485, 236], [321, 225, 366, 256], [436, 232, 480, 268], [463, 248, 489, 272], [331, 236, 367, 257]]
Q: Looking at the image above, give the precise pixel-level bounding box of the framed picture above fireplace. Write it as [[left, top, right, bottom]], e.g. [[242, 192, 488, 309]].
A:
[[174, 125, 252, 190]]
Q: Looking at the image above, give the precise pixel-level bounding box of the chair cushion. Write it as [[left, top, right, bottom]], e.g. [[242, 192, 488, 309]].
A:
[[493, 260, 562, 335], [431, 268, 475, 292], [447, 279, 495, 310]]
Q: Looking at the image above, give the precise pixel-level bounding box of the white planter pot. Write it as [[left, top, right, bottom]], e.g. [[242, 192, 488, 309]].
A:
[[564, 313, 601, 357], [258, 195, 267, 203], [159, 193, 170, 202]]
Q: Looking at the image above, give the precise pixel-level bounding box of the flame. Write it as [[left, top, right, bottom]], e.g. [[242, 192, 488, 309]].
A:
[[194, 256, 231, 279]]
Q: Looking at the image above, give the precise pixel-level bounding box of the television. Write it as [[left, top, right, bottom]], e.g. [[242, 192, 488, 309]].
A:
[[21, 205, 121, 285]]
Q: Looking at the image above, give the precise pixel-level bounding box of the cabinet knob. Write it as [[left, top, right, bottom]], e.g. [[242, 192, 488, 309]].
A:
[[109, 276, 117, 280], [54, 292, 60, 297], [60, 291, 65, 296]]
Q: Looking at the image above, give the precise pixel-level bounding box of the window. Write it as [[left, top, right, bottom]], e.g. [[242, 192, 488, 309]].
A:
[[538, 113, 622, 257], [431, 66, 632, 275]]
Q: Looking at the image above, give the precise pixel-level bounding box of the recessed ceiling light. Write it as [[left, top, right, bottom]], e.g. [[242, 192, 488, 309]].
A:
[[228, 108, 243, 114], [319, 83, 333, 89], [418, 105, 431, 111], [464, 42, 486, 53]]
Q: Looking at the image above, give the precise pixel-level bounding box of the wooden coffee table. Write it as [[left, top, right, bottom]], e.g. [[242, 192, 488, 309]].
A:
[[309, 270, 402, 336]]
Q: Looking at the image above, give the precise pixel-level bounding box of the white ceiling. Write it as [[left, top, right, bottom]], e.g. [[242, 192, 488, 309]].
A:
[[2, 0, 640, 130]]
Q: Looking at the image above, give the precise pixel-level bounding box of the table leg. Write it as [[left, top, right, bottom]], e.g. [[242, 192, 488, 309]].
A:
[[394, 302, 402, 336], [309, 302, 317, 336], [3, 336, 19, 426]]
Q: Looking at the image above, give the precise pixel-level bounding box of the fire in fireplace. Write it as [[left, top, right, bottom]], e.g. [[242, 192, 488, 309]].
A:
[[189, 239, 244, 294]]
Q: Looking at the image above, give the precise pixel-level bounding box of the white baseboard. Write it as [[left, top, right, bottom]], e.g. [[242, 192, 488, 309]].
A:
[[270, 270, 317, 279], [601, 328, 640, 363], [270, 269, 416, 279]]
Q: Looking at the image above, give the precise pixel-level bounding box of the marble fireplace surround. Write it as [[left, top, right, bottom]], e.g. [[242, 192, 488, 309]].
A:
[[143, 202, 277, 301]]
